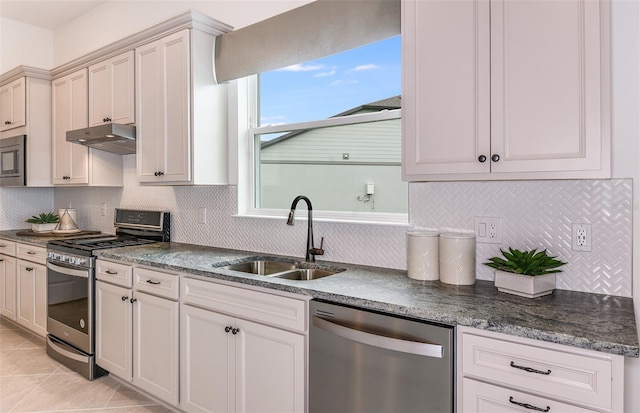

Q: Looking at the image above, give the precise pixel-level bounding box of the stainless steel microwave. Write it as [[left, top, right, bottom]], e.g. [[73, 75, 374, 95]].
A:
[[0, 135, 26, 187]]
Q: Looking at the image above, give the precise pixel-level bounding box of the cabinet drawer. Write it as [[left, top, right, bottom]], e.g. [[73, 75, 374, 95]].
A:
[[462, 378, 598, 413], [182, 277, 306, 332], [96, 260, 133, 288], [0, 240, 16, 256], [134, 267, 178, 300], [16, 244, 46, 265], [462, 333, 614, 410]]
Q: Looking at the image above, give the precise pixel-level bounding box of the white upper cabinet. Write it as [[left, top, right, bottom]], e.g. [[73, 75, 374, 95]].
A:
[[402, 0, 610, 181], [52, 68, 123, 186], [135, 28, 229, 185], [89, 50, 135, 126], [0, 77, 26, 131]]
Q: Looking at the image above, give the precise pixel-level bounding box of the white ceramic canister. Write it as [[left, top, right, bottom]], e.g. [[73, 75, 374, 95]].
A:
[[406, 230, 440, 280], [439, 232, 476, 285]]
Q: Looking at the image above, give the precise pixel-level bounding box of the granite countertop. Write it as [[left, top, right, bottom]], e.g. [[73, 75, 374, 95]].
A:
[[0, 229, 65, 247], [90, 241, 640, 358]]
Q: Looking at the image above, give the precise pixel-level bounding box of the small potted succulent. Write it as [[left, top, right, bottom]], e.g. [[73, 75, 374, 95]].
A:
[[484, 248, 567, 298], [26, 212, 60, 233]]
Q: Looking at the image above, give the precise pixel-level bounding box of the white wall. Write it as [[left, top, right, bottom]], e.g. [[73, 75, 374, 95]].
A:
[[52, 0, 313, 67], [0, 18, 54, 72]]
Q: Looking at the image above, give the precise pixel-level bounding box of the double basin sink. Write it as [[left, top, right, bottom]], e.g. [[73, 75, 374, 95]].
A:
[[220, 259, 344, 281]]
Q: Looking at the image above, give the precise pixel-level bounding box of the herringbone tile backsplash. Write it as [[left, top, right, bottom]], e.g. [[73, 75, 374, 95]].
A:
[[20, 156, 629, 297]]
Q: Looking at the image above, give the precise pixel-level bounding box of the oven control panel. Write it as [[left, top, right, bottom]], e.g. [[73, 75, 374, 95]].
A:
[[47, 251, 92, 268]]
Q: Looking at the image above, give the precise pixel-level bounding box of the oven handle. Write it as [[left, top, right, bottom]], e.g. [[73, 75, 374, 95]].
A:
[[312, 316, 444, 358], [47, 262, 89, 278], [47, 336, 87, 363]]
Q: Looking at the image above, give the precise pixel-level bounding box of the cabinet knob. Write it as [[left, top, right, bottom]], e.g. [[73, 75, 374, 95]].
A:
[[491, 154, 500, 162], [130, 298, 137, 303], [225, 326, 232, 333], [0, 259, 4, 262], [478, 155, 487, 163], [121, 296, 128, 301], [5, 121, 11, 125], [25, 267, 33, 272], [231, 328, 240, 335], [103, 117, 111, 122]]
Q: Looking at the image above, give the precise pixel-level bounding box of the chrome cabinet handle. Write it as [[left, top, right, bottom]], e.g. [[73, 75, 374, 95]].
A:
[[478, 155, 487, 163], [121, 296, 128, 301], [105, 270, 118, 275], [146, 279, 161, 285], [509, 397, 550, 412], [510, 361, 551, 375], [491, 153, 501, 162], [313, 316, 443, 358]]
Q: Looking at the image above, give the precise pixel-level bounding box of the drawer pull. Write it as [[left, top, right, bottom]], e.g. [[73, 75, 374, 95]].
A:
[[105, 270, 118, 275], [509, 396, 550, 412], [146, 279, 161, 285], [27, 251, 36, 255], [510, 361, 551, 375]]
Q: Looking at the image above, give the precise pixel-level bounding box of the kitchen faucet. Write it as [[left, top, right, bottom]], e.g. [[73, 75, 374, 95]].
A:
[[287, 195, 324, 262]]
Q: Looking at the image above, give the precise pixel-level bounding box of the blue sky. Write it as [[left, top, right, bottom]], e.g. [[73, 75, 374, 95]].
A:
[[259, 35, 401, 127]]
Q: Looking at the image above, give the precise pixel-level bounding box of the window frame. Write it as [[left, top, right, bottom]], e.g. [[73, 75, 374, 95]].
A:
[[234, 76, 408, 226]]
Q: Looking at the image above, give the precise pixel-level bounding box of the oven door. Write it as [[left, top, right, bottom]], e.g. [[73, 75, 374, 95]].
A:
[[46, 261, 93, 353], [0, 135, 25, 187]]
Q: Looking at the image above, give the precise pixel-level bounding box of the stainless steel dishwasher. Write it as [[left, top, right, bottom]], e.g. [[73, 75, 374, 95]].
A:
[[310, 300, 454, 413]]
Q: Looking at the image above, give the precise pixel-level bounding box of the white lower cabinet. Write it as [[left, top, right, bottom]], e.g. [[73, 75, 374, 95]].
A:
[[0, 253, 17, 320], [95, 260, 179, 406], [14, 244, 47, 337], [458, 326, 624, 413], [180, 277, 307, 413]]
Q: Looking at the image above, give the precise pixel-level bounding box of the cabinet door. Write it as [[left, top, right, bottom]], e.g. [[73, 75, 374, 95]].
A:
[[32, 263, 47, 336], [0, 77, 26, 131], [402, 0, 491, 178], [16, 260, 34, 330], [236, 318, 305, 413], [181, 304, 235, 413], [461, 378, 599, 413], [52, 69, 89, 185], [0, 254, 17, 321], [132, 291, 179, 406], [136, 29, 191, 183], [89, 50, 135, 126], [490, 0, 606, 176], [96, 280, 132, 380]]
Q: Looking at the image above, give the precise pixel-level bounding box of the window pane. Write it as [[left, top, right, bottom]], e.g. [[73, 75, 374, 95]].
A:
[[256, 118, 407, 213], [259, 36, 401, 126]]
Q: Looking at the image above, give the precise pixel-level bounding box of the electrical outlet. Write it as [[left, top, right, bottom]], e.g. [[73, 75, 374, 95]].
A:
[[475, 216, 503, 244], [572, 223, 592, 252]]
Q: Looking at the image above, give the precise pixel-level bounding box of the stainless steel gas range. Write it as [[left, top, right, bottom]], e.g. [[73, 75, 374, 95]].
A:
[[45, 209, 170, 380]]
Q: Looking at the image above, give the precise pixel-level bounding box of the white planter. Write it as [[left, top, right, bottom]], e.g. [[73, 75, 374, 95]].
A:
[[494, 270, 556, 298], [31, 223, 58, 233]]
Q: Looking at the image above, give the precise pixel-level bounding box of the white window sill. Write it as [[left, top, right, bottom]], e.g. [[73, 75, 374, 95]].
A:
[[233, 211, 410, 227]]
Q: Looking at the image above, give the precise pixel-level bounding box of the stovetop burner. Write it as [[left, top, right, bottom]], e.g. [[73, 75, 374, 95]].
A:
[[57, 235, 157, 250]]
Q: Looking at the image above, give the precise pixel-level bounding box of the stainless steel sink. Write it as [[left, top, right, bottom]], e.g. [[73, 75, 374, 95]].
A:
[[272, 268, 339, 281], [220, 259, 344, 281], [222, 260, 297, 275]]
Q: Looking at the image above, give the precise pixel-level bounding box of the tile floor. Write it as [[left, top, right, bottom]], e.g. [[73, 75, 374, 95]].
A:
[[0, 318, 177, 413]]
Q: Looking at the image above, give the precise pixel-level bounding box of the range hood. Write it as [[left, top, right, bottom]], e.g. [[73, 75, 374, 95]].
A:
[[66, 123, 136, 155]]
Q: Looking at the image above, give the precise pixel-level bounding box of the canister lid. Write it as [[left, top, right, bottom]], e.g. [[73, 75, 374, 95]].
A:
[[440, 232, 475, 239], [407, 230, 439, 237]]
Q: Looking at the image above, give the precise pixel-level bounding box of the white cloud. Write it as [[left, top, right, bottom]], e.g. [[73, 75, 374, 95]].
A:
[[352, 64, 378, 71], [277, 63, 325, 72], [313, 70, 336, 77]]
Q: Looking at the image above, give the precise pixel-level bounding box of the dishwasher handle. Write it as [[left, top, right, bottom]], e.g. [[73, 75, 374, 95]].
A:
[[312, 315, 444, 358]]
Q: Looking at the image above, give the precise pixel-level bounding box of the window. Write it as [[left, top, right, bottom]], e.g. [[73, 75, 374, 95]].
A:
[[243, 36, 407, 223]]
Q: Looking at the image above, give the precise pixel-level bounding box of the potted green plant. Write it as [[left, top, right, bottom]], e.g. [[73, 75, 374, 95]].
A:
[[26, 212, 60, 233], [484, 248, 567, 298]]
